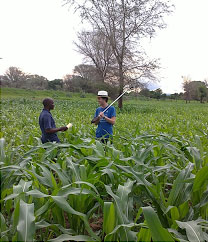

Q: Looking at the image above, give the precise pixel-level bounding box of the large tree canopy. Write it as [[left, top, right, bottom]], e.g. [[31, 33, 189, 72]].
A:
[[65, 0, 173, 108]]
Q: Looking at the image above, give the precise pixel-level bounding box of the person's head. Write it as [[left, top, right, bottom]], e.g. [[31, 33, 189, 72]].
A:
[[97, 91, 108, 106], [42, 98, 54, 110]]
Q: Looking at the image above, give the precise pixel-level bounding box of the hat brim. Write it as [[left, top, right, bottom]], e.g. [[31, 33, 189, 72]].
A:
[[97, 95, 108, 98]]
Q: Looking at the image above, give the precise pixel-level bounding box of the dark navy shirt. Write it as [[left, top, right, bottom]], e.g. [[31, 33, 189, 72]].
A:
[[39, 109, 60, 143], [94, 106, 116, 138]]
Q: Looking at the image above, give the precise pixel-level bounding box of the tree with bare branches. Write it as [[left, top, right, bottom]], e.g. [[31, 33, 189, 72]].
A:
[[182, 76, 192, 103], [73, 64, 103, 82], [64, 0, 173, 108], [3, 67, 27, 88], [75, 31, 115, 82]]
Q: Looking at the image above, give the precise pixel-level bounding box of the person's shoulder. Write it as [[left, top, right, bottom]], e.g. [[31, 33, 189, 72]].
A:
[[110, 106, 116, 111], [41, 110, 51, 117]]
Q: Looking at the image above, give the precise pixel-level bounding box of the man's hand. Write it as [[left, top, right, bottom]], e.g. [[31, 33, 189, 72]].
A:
[[99, 112, 105, 118], [91, 116, 101, 125], [46, 126, 68, 134], [59, 126, 68, 132]]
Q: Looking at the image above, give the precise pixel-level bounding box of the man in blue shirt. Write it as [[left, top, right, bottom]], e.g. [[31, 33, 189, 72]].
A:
[[39, 98, 68, 143], [92, 91, 116, 143]]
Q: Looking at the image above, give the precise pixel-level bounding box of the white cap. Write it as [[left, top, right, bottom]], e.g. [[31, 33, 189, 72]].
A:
[[97, 90, 108, 97]]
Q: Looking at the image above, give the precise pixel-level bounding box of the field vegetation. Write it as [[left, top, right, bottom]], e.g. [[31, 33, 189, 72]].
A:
[[1, 88, 208, 242]]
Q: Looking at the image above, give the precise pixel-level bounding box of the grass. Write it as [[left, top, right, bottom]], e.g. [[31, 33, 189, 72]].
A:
[[1, 87, 95, 100], [1, 88, 208, 241]]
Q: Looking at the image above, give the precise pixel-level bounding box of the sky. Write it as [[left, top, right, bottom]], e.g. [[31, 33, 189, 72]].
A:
[[0, 0, 208, 93]]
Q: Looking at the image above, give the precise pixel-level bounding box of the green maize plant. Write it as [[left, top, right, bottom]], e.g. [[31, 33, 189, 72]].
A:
[[1, 95, 208, 241]]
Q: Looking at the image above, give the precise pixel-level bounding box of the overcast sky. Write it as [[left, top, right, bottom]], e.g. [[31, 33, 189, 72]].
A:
[[0, 0, 208, 93]]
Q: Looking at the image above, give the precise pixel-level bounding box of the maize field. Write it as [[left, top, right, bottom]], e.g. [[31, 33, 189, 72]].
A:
[[1, 94, 208, 242]]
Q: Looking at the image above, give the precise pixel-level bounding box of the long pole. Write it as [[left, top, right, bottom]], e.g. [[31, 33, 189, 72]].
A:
[[102, 89, 129, 113], [91, 85, 133, 123]]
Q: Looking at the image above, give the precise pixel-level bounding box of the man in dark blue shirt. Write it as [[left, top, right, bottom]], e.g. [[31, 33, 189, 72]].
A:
[[92, 91, 116, 143], [39, 98, 68, 143]]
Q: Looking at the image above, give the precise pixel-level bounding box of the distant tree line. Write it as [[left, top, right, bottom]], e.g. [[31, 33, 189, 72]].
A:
[[138, 78, 208, 103], [182, 76, 208, 103], [1, 66, 207, 103], [0, 65, 120, 98], [138, 88, 184, 101]]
